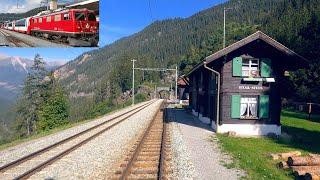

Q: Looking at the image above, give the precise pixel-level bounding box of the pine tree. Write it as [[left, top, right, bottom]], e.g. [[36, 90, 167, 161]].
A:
[[15, 54, 48, 136], [38, 74, 69, 131]]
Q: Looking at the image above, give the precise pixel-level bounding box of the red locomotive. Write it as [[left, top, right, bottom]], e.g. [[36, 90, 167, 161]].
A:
[[2, 8, 99, 46]]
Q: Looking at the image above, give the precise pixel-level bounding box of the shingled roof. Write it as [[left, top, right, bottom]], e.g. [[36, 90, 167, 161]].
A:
[[205, 31, 308, 63], [187, 31, 308, 76]]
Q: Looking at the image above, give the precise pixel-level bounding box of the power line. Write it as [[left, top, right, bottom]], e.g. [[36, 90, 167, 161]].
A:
[[148, 0, 154, 22]]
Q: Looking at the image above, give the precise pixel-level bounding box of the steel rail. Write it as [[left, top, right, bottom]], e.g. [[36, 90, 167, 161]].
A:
[[0, 29, 33, 47], [13, 99, 157, 180], [119, 102, 168, 180], [0, 100, 156, 176], [0, 100, 154, 173], [158, 102, 168, 179]]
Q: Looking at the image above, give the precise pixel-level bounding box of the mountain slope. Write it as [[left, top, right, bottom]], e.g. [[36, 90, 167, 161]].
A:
[[0, 56, 65, 113], [55, 0, 320, 120]]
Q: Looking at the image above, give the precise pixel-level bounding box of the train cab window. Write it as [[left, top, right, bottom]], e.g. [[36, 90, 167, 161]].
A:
[[63, 13, 70, 20], [39, 18, 42, 23], [34, 19, 37, 23], [47, 16, 51, 22], [88, 13, 96, 21], [54, 14, 61, 22], [75, 12, 85, 21]]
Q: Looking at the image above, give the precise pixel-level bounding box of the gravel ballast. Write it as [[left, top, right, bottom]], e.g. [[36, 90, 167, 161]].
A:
[[168, 108, 246, 180], [0, 101, 151, 168], [0, 29, 70, 47], [28, 100, 163, 179]]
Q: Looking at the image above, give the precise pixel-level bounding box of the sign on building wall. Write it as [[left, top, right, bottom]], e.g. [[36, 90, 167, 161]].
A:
[[239, 86, 264, 90]]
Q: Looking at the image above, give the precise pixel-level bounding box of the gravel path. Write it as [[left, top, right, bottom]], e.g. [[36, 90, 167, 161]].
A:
[[0, 101, 150, 168], [0, 29, 70, 47], [29, 99, 163, 180], [168, 108, 246, 180], [0, 30, 10, 46]]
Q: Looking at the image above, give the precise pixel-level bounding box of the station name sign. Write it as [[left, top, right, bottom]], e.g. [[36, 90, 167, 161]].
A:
[[239, 86, 263, 90]]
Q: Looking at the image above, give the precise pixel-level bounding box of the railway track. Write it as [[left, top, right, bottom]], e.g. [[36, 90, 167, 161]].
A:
[[113, 102, 172, 179], [0, 29, 33, 47], [0, 100, 157, 180]]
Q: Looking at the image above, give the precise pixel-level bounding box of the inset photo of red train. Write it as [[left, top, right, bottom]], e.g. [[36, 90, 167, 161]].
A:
[[0, 0, 99, 47]]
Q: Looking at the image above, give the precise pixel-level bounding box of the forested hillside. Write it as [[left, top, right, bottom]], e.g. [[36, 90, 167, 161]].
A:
[[54, 0, 320, 121]]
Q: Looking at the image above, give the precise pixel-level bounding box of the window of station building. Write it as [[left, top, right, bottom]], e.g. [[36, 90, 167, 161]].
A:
[[242, 59, 260, 77], [88, 13, 96, 21], [75, 12, 85, 21], [240, 97, 258, 119], [63, 13, 70, 20], [54, 14, 61, 22], [47, 16, 51, 22]]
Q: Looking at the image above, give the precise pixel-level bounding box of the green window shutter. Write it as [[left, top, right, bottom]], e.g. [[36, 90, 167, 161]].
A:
[[259, 95, 270, 118], [261, 58, 272, 77], [231, 95, 241, 118], [232, 57, 242, 77]]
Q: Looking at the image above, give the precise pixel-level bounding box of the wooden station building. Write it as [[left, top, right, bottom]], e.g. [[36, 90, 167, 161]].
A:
[[186, 31, 308, 136]]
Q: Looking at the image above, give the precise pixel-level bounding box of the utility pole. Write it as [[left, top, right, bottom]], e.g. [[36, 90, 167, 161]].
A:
[[132, 59, 136, 105], [223, 7, 233, 48], [131, 61, 178, 103], [175, 66, 178, 101]]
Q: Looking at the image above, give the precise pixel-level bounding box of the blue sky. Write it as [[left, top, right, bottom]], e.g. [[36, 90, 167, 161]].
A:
[[105, 0, 226, 44], [0, 0, 226, 62]]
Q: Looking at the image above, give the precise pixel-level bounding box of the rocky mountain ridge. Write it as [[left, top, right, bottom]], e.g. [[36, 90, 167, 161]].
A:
[[0, 56, 66, 113]]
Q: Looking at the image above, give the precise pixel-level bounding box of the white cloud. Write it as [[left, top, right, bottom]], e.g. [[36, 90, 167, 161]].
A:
[[0, 0, 73, 13], [0, 0, 41, 13], [0, 53, 9, 60]]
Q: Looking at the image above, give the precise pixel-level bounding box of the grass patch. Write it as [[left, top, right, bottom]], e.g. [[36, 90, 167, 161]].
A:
[[217, 111, 320, 180]]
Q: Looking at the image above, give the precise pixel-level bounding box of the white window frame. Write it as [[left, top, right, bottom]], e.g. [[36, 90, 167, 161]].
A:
[[64, 13, 70, 20], [240, 96, 258, 119], [242, 58, 260, 77]]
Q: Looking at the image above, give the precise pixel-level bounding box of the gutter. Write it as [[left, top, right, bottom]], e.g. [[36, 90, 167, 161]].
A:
[[203, 61, 220, 132]]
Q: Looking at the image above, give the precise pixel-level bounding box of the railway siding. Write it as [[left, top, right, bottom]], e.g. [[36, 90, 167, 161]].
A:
[[28, 99, 163, 180], [0, 101, 151, 168], [0, 100, 162, 179], [0, 29, 70, 47]]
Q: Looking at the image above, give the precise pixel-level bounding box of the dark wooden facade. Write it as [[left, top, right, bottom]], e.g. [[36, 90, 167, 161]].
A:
[[187, 31, 308, 131]]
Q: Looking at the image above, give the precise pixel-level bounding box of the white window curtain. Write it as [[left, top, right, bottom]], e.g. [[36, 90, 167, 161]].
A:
[[241, 103, 247, 116], [249, 103, 257, 117], [241, 97, 258, 118]]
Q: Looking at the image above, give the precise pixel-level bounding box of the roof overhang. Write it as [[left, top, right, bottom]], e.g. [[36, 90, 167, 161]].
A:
[[186, 31, 309, 77], [66, 0, 99, 13]]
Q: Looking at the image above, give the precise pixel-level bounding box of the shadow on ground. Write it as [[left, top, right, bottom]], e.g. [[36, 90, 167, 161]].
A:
[[165, 107, 320, 154], [164, 108, 214, 132], [275, 125, 320, 154], [281, 110, 320, 123]]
